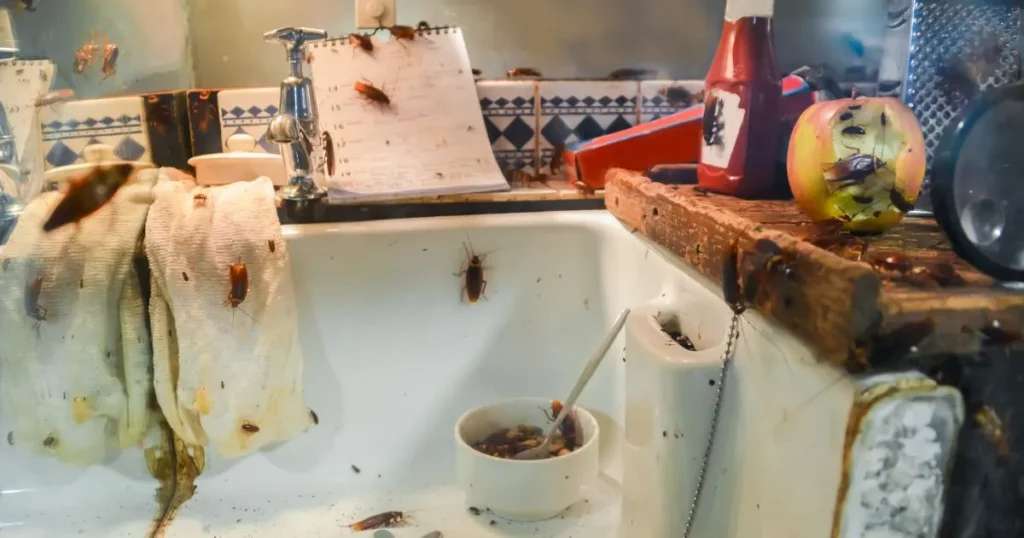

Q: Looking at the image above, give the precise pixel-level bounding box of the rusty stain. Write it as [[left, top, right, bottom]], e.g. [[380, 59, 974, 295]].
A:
[[146, 419, 205, 538]]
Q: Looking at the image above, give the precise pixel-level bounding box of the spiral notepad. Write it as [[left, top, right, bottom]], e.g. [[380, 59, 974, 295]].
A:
[[308, 26, 510, 203]]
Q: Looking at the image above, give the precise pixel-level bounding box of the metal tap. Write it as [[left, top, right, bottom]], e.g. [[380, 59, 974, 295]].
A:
[[263, 26, 328, 202], [0, 103, 23, 245]]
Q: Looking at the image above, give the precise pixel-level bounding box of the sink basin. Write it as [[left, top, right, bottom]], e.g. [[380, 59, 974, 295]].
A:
[[0, 210, 956, 537]]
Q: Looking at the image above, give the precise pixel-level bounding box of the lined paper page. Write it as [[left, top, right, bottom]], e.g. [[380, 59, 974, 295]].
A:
[[308, 27, 509, 203]]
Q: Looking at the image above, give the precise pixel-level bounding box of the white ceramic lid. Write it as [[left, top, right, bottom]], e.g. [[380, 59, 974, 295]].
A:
[[187, 133, 282, 165], [43, 143, 154, 187], [187, 133, 285, 186]]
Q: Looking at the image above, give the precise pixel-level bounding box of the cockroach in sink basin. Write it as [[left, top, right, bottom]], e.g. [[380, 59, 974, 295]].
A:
[[454, 239, 489, 303], [348, 510, 409, 530]]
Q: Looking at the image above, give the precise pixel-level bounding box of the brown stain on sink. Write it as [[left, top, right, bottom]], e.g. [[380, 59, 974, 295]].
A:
[[146, 419, 206, 538]]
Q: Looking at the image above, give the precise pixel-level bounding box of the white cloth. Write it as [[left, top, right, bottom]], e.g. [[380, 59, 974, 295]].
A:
[[145, 176, 312, 458], [0, 170, 155, 466]]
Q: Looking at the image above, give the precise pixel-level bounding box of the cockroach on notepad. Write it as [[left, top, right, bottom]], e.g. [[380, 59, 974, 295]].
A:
[[454, 240, 488, 303], [348, 511, 409, 531], [321, 131, 336, 176], [348, 33, 373, 55], [353, 80, 391, 109]]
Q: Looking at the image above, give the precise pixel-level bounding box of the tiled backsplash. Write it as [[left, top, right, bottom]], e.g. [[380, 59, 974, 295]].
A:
[[41, 96, 151, 169], [205, 80, 701, 175]]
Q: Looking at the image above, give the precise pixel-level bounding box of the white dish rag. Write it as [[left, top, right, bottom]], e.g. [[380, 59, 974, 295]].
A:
[[145, 176, 313, 458], [0, 170, 156, 466]]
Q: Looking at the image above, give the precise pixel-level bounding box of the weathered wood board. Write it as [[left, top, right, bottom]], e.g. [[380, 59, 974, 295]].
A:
[[604, 168, 1024, 369]]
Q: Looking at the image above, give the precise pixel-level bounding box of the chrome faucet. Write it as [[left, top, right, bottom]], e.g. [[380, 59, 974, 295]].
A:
[[263, 26, 328, 201]]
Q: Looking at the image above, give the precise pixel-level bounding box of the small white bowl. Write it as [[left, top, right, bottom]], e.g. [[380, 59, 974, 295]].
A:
[[454, 397, 599, 521], [187, 133, 286, 187]]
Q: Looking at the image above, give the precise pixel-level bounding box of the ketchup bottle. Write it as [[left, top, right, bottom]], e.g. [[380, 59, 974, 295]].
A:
[[697, 0, 781, 198]]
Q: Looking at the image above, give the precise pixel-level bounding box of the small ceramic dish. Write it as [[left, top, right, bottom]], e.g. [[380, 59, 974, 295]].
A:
[[454, 397, 599, 521], [43, 143, 153, 188], [188, 133, 286, 187]]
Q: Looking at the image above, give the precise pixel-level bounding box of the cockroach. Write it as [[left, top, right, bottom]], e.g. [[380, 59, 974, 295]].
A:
[[193, 193, 207, 207], [25, 274, 46, 323], [348, 511, 408, 531], [974, 405, 1010, 459], [507, 67, 542, 78], [388, 25, 419, 41], [839, 111, 855, 122], [924, 261, 965, 287], [702, 93, 724, 146], [889, 187, 915, 213], [309, 409, 319, 425], [43, 163, 135, 232], [740, 238, 795, 306], [693, 186, 710, 197], [842, 125, 866, 136], [224, 262, 254, 322], [559, 407, 580, 450], [454, 241, 487, 303], [722, 237, 745, 315], [847, 104, 863, 111], [471, 68, 482, 76], [869, 251, 913, 274], [823, 153, 885, 190], [353, 80, 391, 108], [879, 111, 887, 127], [608, 68, 657, 80], [73, 33, 100, 74], [573, 180, 596, 194], [870, 318, 935, 362], [550, 143, 565, 175], [182, 272, 189, 282], [978, 319, 1022, 346], [101, 39, 119, 79], [851, 195, 873, 205], [268, 239, 276, 253], [659, 85, 695, 107], [351, 465, 361, 473], [542, 399, 563, 421], [42, 435, 57, 449], [193, 91, 215, 131], [34, 89, 75, 108], [240, 422, 260, 434], [321, 130, 336, 176], [348, 34, 373, 55]]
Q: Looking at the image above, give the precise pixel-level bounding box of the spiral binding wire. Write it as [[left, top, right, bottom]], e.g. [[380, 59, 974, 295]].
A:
[[682, 311, 740, 538], [310, 26, 460, 48]]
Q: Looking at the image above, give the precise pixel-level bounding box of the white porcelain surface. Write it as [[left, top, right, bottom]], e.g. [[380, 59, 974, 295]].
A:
[[455, 397, 600, 521], [188, 133, 286, 186], [0, 210, 951, 537]]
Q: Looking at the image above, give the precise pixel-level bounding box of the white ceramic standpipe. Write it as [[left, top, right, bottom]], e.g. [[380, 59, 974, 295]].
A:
[[725, 0, 774, 20], [618, 296, 730, 538]]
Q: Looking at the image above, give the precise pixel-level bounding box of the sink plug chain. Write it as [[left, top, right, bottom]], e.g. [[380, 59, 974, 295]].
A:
[[682, 312, 740, 538]]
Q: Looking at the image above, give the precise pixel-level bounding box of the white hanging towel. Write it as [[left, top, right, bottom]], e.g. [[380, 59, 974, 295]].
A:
[[0, 170, 156, 466], [145, 176, 313, 458]]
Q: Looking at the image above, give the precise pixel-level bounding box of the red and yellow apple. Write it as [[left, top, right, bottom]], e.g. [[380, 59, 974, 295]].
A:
[[787, 96, 926, 233]]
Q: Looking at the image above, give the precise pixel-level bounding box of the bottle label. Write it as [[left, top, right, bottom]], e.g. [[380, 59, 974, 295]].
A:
[[700, 89, 745, 170]]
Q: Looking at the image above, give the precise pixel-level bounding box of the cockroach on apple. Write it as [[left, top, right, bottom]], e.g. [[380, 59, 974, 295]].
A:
[[348, 511, 409, 531], [841, 125, 866, 137], [889, 187, 915, 213], [240, 422, 260, 434], [839, 111, 855, 122], [321, 130, 336, 176], [353, 80, 391, 108], [454, 240, 488, 303], [43, 163, 135, 232]]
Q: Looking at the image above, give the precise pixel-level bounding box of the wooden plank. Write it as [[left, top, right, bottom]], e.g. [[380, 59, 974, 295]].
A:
[[604, 168, 1024, 369]]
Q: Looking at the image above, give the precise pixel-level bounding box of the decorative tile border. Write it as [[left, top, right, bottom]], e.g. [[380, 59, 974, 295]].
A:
[[40, 96, 151, 169], [538, 80, 640, 171], [217, 87, 280, 154], [640, 80, 704, 123], [477, 80, 537, 174]]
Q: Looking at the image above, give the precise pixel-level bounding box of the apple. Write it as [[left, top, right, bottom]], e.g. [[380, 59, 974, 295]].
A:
[[787, 96, 926, 233]]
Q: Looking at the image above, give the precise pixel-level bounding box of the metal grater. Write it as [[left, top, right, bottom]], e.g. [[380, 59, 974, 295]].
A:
[[878, 0, 1022, 213]]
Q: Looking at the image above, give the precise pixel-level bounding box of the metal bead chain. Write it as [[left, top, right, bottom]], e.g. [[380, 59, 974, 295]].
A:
[[682, 312, 740, 538]]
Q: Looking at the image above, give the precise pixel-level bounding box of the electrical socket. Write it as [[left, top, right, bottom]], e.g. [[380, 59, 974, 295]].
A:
[[355, 0, 395, 29]]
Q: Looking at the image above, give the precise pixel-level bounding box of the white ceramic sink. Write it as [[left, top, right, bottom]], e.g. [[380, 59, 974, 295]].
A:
[[0, 210, 961, 538]]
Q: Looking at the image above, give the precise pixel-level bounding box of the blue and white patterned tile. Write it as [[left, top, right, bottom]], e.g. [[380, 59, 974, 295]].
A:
[[217, 87, 279, 154], [477, 80, 537, 174], [40, 96, 150, 169], [640, 80, 704, 123], [538, 80, 639, 170]]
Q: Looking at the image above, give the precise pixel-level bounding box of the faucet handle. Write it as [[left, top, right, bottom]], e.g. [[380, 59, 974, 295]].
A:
[[263, 27, 327, 55]]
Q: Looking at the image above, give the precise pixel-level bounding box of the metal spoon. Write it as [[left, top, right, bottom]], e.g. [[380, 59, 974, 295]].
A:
[[513, 308, 631, 460]]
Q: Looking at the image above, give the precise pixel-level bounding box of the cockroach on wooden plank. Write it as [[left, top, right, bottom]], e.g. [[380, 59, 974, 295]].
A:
[[507, 67, 542, 78], [454, 241, 488, 303], [348, 510, 408, 531]]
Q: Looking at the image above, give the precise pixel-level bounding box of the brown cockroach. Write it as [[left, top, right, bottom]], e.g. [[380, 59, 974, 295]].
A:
[[471, 68, 482, 76], [34, 89, 75, 108], [193, 193, 208, 207], [923, 261, 965, 287], [309, 409, 319, 425], [353, 80, 391, 108], [43, 163, 135, 232], [73, 32, 101, 74], [224, 262, 254, 322], [101, 38, 119, 79], [868, 251, 913, 274], [889, 187, 915, 213], [608, 68, 657, 80], [974, 405, 1010, 459], [240, 422, 260, 434], [321, 130, 336, 176], [659, 85, 696, 107], [388, 25, 419, 41], [550, 143, 565, 175], [824, 153, 886, 190], [25, 274, 46, 323], [506, 67, 542, 78], [454, 240, 487, 303], [348, 33, 373, 55], [722, 237, 745, 315], [348, 511, 408, 531], [268, 239, 276, 253]]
